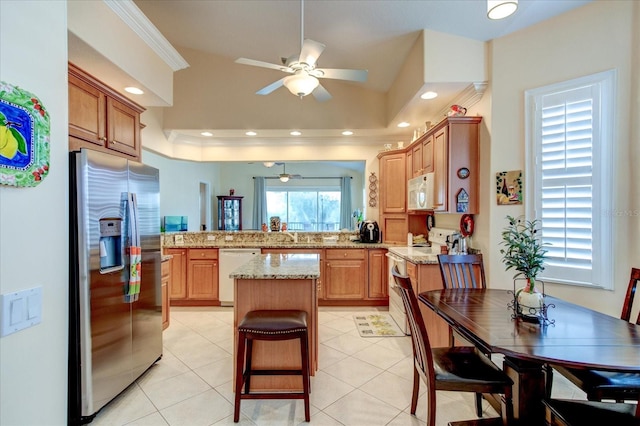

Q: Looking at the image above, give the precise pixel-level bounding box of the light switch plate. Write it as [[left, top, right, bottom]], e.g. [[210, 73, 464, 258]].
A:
[[1, 286, 42, 337]]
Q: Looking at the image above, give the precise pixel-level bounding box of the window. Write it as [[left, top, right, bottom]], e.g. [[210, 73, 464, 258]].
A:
[[266, 187, 341, 231], [525, 70, 615, 289]]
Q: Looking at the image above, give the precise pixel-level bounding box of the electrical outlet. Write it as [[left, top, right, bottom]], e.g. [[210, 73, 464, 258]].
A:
[[225, 235, 233, 241], [207, 235, 215, 241], [175, 235, 184, 245]]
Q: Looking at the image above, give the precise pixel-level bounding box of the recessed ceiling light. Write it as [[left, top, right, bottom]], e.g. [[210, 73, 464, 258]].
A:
[[200, 131, 213, 137], [397, 122, 410, 128], [290, 131, 302, 136], [420, 91, 438, 100], [124, 86, 144, 95], [245, 131, 257, 136], [487, 0, 518, 20], [342, 130, 353, 136]]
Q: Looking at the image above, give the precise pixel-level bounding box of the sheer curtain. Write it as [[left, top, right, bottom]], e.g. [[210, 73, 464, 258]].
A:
[[339, 177, 352, 230], [252, 177, 267, 229]]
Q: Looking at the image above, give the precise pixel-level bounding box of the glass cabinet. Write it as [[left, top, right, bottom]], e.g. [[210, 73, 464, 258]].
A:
[[217, 196, 243, 230]]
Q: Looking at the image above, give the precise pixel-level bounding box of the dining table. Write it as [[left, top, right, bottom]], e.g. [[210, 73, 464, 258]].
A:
[[418, 288, 640, 425]]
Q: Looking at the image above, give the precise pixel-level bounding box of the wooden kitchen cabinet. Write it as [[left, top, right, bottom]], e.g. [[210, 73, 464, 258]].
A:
[[164, 248, 187, 301], [379, 152, 407, 214], [324, 249, 366, 300], [406, 261, 449, 348], [423, 134, 434, 173], [187, 249, 219, 303], [68, 63, 144, 161], [166, 248, 219, 305], [410, 143, 424, 177], [431, 116, 482, 214], [367, 249, 388, 299], [161, 258, 171, 330]]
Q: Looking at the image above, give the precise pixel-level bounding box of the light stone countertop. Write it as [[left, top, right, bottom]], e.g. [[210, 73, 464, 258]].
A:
[[229, 253, 321, 280]]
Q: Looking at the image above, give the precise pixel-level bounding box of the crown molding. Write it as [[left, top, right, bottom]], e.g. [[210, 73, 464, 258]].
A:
[[436, 81, 488, 117], [104, 0, 189, 71]]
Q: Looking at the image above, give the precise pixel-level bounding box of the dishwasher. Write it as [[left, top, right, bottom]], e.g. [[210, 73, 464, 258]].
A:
[[219, 248, 260, 306]]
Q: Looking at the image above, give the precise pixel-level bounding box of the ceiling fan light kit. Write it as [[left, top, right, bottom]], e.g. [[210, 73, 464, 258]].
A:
[[283, 72, 319, 97], [487, 0, 518, 20]]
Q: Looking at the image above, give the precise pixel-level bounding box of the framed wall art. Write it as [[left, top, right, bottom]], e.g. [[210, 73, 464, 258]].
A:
[[496, 170, 522, 205], [0, 81, 50, 187]]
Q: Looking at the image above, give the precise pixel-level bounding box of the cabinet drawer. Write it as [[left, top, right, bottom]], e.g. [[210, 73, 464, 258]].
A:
[[325, 248, 365, 260], [161, 259, 170, 278], [189, 248, 218, 260]]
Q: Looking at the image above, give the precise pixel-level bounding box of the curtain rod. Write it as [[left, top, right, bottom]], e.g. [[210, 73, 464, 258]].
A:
[[253, 176, 352, 180]]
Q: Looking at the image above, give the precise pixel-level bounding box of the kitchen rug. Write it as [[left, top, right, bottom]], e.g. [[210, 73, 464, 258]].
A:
[[353, 313, 404, 337]]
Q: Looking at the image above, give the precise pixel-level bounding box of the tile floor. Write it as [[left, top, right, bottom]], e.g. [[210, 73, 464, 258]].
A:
[[92, 307, 585, 426]]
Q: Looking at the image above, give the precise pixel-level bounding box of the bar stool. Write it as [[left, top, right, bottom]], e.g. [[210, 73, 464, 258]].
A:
[[233, 310, 310, 423]]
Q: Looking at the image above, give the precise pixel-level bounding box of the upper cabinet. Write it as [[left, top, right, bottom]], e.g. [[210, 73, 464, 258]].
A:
[[68, 63, 145, 162], [379, 152, 407, 214], [430, 117, 482, 214]]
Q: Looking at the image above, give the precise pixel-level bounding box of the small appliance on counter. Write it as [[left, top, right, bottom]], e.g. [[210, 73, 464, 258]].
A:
[[359, 220, 380, 243]]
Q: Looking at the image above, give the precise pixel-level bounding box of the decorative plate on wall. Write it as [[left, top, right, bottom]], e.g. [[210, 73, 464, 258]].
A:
[[0, 81, 50, 187]]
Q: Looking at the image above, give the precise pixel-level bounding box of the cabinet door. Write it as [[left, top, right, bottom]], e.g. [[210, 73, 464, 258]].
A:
[[433, 126, 448, 211], [107, 97, 140, 158], [423, 134, 434, 173], [324, 260, 366, 299], [161, 260, 170, 330], [380, 214, 408, 245], [165, 249, 187, 300], [411, 143, 423, 177], [367, 250, 388, 299], [188, 259, 219, 300], [379, 152, 407, 214], [68, 74, 106, 147]]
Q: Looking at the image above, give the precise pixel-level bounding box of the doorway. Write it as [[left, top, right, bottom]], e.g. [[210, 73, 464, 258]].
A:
[[199, 182, 211, 231]]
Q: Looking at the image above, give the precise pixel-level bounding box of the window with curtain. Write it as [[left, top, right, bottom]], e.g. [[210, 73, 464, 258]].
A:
[[525, 69, 614, 289], [266, 186, 341, 231]]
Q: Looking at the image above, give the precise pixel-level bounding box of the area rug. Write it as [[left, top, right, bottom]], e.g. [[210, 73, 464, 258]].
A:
[[353, 313, 404, 337]]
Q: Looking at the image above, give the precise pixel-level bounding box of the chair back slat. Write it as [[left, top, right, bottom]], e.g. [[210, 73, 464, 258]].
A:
[[621, 267, 640, 323], [437, 254, 486, 290], [391, 265, 437, 420]]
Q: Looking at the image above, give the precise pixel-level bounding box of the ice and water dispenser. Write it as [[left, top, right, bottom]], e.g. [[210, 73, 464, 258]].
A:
[[99, 218, 123, 272]]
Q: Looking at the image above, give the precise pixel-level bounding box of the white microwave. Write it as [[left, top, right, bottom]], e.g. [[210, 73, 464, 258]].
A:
[[408, 173, 434, 210]]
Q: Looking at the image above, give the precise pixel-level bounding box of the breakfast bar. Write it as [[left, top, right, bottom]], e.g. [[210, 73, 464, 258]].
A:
[[231, 253, 320, 392]]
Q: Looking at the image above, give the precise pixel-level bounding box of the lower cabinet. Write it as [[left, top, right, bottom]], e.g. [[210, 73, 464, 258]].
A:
[[406, 261, 449, 347], [262, 247, 388, 306], [324, 249, 367, 300], [161, 258, 171, 330], [165, 248, 219, 306]]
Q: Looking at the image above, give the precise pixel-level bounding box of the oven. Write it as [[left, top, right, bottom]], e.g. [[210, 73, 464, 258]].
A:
[[386, 252, 410, 335]]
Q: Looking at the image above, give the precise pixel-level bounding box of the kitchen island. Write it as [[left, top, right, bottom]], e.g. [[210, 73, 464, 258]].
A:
[[231, 253, 320, 392]]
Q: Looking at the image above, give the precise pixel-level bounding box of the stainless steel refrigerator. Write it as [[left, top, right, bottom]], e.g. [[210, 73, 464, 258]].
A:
[[68, 149, 162, 425]]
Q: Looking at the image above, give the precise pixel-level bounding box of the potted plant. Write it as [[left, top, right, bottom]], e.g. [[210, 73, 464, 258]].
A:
[[499, 215, 548, 316]]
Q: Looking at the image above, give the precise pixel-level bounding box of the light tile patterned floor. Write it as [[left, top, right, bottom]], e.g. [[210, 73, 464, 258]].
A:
[[92, 307, 585, 425]]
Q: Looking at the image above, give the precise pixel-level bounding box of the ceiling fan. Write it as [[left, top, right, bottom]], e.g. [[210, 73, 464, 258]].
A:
[[235, 0, 367, 102], [277, 163, 302, 182]]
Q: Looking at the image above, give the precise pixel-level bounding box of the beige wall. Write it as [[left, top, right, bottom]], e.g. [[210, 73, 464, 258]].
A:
[[487, 0, 639, 318], [0, 1, 68, 424]]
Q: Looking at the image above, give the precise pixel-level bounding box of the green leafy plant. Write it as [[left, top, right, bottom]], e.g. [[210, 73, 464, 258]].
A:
[[499, 215, 548, 291]]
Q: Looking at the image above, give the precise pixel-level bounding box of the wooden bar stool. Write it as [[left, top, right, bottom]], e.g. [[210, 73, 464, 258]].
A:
[[233, 310, 310, 423]]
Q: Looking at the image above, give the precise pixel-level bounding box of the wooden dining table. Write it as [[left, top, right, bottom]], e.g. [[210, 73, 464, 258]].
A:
[[419, 288, 640, 425]]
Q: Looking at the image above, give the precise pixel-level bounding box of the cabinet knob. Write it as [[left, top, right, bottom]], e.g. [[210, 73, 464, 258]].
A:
[[99, 137, 107, 141], [344, 252, 347, 257], [201, 253, 205, 257], [110, 140, 117, 145]]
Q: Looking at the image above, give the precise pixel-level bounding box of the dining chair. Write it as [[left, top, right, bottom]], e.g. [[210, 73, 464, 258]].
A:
[[543, 398, 640, 425], [391, 266, 514, 426], [549, 268, 640, 403], [437, 254, 487, 290]]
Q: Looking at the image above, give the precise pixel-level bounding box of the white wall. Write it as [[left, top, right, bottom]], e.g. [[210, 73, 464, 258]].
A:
[[487, 0, 639, 317], [0, 1, 68, 424]]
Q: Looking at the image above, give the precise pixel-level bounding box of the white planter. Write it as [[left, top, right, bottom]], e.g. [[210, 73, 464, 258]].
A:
[[516, 286, 544, 320]]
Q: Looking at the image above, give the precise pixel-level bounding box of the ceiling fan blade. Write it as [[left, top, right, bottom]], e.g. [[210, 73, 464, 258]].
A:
[[235, 57, 292, 73], [314, 68, 368, 82], [299, 39, 325, 66], [256, 77, 286, 95], [312, 84, 332, 102]]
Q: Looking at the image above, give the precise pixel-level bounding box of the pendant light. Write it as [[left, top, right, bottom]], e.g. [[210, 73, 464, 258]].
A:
[[487, 0, 518, 20]]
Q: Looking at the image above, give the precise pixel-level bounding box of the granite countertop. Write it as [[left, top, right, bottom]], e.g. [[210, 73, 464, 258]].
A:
[[229, 253, 321, 280], [388, 246, 440, 264]]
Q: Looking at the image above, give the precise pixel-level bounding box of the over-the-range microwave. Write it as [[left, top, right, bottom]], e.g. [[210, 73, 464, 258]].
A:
[[408, 173, 434, 210]]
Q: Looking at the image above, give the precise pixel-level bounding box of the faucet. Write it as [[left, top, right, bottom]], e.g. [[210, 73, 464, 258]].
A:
[[283, 231, 298, 243]]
